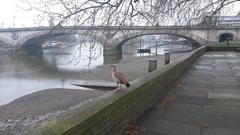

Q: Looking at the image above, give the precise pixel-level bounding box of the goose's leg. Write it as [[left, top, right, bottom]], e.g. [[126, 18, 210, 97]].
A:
[[113, 83, 119, 92], [119, 84, 122, 90]]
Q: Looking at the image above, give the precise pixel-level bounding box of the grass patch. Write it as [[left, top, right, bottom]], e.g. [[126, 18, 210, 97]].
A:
[[208, 41, 240, 47]]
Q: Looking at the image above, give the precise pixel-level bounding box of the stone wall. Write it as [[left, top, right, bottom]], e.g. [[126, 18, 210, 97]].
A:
[[207, 46, 240, 51], [28, 46, 206, 135]]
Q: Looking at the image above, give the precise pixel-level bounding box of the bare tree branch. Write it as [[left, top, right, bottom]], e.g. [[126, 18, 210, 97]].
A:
[[19, 0, 240, 26]]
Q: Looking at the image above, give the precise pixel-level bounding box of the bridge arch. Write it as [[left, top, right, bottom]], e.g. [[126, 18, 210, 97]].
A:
[[0, 36, 13, 46], [115, 32, 202, 49], [219, 33, 234, 42], [18, 30, 108, 48]]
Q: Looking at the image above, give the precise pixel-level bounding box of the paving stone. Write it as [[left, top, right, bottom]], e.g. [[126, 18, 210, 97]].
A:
[[233, 73, 240, 77], [176, 90, 208, 98], [232, 65, 240, 68], [203, 105, 240, 117], [183, 78, 213, 84], [137, 52, 240, 135], [211, 83, 240, 89], [190, 69, 213, 75], [212, 69, 233, 73], [139, 119, 201, 135], [212, 77, 239, 83], [210, 114, 240, 129], [211, 98, 240, 107], [189, 70, 213, 75], [192, 65, 213, 71], [212, 88, 240, 93], [187, 72, 212, 78], [183, 81, 212, 88], [181, 76, 213, 83], [202, 127, 240, 135], [137, 107, 166, 125], [175, 95, 211, 105], [211, 72, 234, 77], [182, 86, 213, 92], [194, 60, 213, 65], [166, 102, 203, 112], [213, 83, 240, 88], [139, 130, 165, 135], [161, 108, 213, 127], [208, 92, 240, 100]]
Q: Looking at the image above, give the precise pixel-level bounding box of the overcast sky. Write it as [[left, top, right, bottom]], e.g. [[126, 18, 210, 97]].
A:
[[0, 0, 41, 28], [0, 0, 239, 28]]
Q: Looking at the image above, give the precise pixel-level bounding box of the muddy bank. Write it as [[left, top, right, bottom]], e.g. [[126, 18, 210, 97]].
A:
[[0, 88, 104, 135]]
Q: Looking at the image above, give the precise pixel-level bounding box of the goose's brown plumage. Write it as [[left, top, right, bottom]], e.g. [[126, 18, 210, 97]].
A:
[[111, 64, 130, 90]]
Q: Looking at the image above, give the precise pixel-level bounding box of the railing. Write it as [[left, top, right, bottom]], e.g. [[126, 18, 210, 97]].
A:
[[0, 25, 239, 32]]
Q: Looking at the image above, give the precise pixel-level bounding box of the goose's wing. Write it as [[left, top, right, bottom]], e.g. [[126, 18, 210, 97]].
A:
[[114, 72, 128, 84]]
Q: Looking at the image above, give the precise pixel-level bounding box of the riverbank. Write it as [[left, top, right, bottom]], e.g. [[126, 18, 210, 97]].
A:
[[0, 51, 189, 134], [0, 88, 105, 135]]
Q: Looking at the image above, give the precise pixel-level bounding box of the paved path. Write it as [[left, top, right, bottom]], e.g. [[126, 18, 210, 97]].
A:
[[137, 51, 240, 135]]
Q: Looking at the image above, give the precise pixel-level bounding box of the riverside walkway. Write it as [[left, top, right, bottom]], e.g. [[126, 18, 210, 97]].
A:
[[137, 51, 240, 135]]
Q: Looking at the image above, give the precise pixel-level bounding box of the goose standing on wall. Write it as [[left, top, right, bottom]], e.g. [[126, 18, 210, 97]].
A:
[[111, 64, 130, 91]]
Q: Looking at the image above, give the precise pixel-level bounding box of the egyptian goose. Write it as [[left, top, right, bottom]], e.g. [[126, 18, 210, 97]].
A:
[[111, 64, 130, 91]]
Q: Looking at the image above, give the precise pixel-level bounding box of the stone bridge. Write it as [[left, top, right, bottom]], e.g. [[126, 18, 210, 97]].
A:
[[0, 26, 239, 50]]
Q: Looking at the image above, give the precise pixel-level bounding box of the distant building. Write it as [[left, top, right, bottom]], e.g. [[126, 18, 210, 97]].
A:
[[201, 16, 240, 26], [237, 11, 240, 16], [199, 14, 240, 42]]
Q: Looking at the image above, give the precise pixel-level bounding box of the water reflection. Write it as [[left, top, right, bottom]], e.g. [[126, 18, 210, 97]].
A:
[[122, 35, 193, 58], [42, 41, 104, 71], [0, 40, 106, 105]]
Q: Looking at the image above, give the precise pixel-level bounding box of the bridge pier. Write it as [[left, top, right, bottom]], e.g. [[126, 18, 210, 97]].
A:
[[21, 42, 43, 56], [103, 46, 122, 64]]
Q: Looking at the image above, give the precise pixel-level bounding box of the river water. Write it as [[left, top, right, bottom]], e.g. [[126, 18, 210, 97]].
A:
[[0, 37, 192, 105]]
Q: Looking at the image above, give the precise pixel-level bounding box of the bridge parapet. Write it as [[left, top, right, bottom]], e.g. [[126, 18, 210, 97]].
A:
[[0, 26, 239, 48]]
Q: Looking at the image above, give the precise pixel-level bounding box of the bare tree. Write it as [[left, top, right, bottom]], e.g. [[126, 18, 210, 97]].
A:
[[19, 0, 240, 26]]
